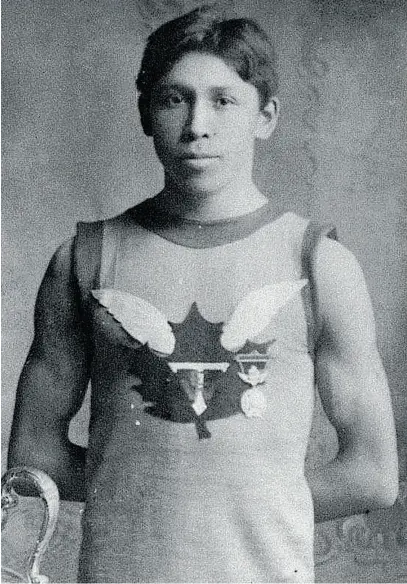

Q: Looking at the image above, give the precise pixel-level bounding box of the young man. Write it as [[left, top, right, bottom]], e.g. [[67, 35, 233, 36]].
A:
[[8, 6, 398, 583]]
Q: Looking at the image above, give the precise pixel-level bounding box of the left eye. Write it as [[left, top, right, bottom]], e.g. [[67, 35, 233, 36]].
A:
[[215, 97, 235, 107]]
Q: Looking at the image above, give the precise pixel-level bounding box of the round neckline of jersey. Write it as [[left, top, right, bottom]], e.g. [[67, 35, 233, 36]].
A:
[[126, 198, 288, 249], [151, 199, 273, 225]]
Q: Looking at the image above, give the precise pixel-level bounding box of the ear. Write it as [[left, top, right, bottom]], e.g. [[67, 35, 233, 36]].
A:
[[255, 98, 280, 140], [138, 95, 153, 137]]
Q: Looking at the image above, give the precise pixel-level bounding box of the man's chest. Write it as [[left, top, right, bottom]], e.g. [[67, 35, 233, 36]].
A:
[[104, 225, 304, 325]]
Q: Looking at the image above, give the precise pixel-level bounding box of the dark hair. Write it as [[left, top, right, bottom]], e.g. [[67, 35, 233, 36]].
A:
[[137, 5, 278, 131]]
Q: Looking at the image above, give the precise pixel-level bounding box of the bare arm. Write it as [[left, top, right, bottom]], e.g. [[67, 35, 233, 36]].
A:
[[7, 238, 90, 501], [306, 239, 399, 522]]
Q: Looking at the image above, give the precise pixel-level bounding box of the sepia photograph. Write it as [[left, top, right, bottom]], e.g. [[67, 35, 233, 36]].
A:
[[2, 0, 407, 582]]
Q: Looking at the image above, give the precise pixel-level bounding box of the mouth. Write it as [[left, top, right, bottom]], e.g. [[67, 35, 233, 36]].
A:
[[180, 153, 220, 160], [177, 153, 221, 170]]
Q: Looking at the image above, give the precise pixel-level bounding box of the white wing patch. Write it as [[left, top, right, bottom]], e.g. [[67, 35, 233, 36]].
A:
[[220, 279, 308, 352], [92, 289, 176, 355]]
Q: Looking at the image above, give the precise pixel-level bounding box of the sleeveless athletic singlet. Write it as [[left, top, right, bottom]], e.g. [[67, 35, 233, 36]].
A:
[[75, 199, 335, 583]]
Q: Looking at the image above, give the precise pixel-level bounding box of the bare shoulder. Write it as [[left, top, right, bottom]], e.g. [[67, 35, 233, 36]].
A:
[[34, 236, 82, 341], [313, 237, 377, 352], [37, 237, 76, 299], [44, 237, 75, 281], [314, 237, 366, 287]]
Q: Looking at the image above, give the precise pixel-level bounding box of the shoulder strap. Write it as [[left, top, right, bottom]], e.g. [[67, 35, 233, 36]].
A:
[[73, 220, 104, 313], [301, 221, 338, 356]]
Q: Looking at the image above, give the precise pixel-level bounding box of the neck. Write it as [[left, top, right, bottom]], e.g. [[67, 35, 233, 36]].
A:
[[155, 177, 269, 222]]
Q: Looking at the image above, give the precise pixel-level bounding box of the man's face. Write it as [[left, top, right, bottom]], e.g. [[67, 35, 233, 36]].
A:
[[148, 52, 274, 194]]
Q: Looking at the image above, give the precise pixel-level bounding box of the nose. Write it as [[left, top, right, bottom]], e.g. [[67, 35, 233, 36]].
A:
[[184, 98, 212, 140]]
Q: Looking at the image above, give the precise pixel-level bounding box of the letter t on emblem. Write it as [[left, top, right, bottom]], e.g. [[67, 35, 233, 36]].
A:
[[168, 362, 230, 415]]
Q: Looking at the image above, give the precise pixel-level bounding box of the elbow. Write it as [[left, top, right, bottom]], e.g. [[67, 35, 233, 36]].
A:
[[7, 438, 42, 473], [7, 432, 26, 470], [365, 461, 399, 510], [373, 475, 399, 509], [7, 428, 60, 476], [340, 448, 400, 512]]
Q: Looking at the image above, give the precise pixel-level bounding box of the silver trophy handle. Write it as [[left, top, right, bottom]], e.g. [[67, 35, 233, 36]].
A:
[[2, 467, 60, 583]]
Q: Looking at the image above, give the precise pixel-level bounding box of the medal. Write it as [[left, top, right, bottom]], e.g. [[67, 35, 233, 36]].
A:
[[240, 387, 267, 418], [235, 351, 271, 418]]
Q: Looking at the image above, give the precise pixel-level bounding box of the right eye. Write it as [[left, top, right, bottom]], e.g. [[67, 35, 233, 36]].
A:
[[162, 93, 185, 107]]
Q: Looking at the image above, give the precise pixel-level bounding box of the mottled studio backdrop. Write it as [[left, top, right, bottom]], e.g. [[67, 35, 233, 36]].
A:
[[2, 0, 407, 581]]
